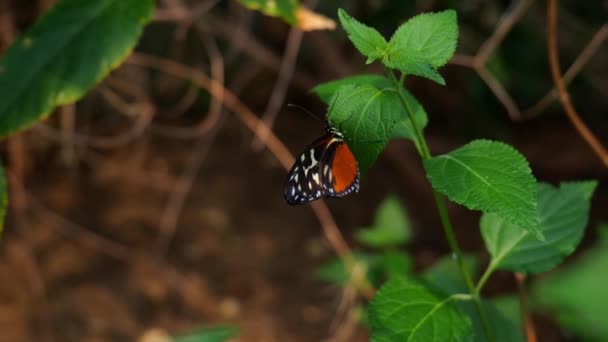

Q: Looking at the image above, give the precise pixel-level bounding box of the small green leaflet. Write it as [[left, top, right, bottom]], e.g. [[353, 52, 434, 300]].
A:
[[534, 227, 608, 340], [337, 9, 458, 85], [355, 194, 412, 248], [238, 0, 298, 24], [369, 277, 472, 341], [326, 84, 400, 173], [383, 49, 445, 85], [0, 0, 154, 136], [481, 181, 597, 274], [423, 140, 540, 238], [338, 9, 388, 64], [389, 10, 458, 68]]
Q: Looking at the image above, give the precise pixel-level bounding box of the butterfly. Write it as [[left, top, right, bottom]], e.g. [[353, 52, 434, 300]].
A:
[[284, 123, 360, 205]]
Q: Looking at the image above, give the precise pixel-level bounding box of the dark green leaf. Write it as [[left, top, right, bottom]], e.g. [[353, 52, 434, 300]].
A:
[[338, 9, 388, 63], [173, 325, 238, 342], [370, 277, 472, 341], [356, 194, 412, 248], [487, 296, 524, 342], [327, 84, 401, 172], [312, 75, 428, 143], [421, 257, 523, 342], [421, 255, 478, 295], [534, 227, 608, 340], [383, 49, 445, 85], [312, 74, 392, 104], [0, 0, 154, 136], [424, 140, 540, 238], [388, 10, 458, 68], [481, 181, 597, 274], [462, 299, 524, 342], [561, 180, 598, 200], [380, 250, 413, 279]]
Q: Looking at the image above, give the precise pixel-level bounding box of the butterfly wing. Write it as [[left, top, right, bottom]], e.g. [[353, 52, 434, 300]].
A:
[[284, 135, 332, 205], [321, 139, 360, 198], [284, 134, 359, 205]]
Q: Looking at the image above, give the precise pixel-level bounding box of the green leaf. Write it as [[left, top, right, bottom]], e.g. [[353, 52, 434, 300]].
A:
[[534, 227, 608, 340], [315, 252, 378, 285], [487, 296, 524, 342], [424, 140, 540, 238], [173, 325, 238, 342], [327, 84, 401, 173], [388, 10, 458, 68], [561, 180, 598, 200], [380, 250, 413, 279], [369, 277, 472, 341], [312, 74, 392, 104], [312, 75, 427, 142], [0, 163, 6, 237], [238, 0, 298, 24], [421, 255, 478, 295], [338, 9, 388, 63], [421, 257, 523, 342], [356, 194, 412, 248], [390, 87, 429, 141], [481, 181, 597, 274], [383, 49, 445, 85], [0, 0, 154, 136]]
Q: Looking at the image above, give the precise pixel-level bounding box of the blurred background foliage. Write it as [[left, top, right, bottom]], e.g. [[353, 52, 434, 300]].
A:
[[0, 0, 606, 341]]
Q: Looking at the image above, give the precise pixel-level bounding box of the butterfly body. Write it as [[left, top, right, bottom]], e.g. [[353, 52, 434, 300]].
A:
[[284, 125, 360, 205]]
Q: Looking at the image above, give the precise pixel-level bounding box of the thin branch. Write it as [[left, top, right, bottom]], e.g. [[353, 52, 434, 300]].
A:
[[7, 239, 53, 342], [252, 25, 304, 150], [203, 16, 317, 90], [34, 87, 155, 149], [474, 0, 535, 67], [523, 22, 608, 118], [547, 0, 608, 167], [515, 273, 537, 342], [126, 52, 375, 299], [476, 65, 522, 121], [59, 105, 77, 166]]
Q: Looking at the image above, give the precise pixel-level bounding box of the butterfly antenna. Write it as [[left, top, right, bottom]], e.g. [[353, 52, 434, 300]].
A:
[[287, 104, 322, 121]]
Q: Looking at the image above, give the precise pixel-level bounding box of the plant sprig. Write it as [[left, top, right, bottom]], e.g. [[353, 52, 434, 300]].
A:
[[312, 8, 599, 342]]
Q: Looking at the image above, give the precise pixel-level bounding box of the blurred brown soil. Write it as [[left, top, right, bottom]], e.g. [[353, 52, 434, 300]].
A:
[[0, 115, 378, 342]]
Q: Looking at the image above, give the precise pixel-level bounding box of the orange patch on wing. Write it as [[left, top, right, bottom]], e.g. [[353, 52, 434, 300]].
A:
[[331, 143, 358, 193]]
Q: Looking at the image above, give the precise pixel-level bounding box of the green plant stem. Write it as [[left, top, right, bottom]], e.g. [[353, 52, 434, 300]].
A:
[[476, 263, 496, 294], [387, 68, 494, 342]]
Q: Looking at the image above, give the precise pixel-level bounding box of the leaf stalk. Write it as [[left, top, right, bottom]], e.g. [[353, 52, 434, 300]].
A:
[[386, 67, 495, 342]]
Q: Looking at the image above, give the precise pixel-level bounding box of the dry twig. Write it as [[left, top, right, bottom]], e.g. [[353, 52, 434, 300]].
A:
[[252, 25, 304, 150], [515, 273, 537, 342], [547, 0, 608, 168], [524, 22, 608, 118]]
